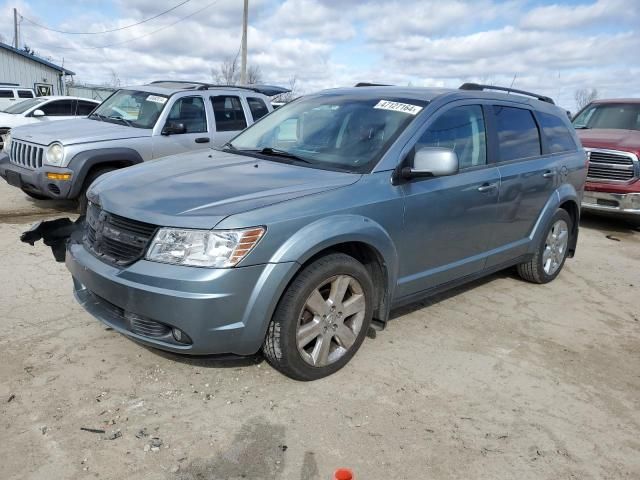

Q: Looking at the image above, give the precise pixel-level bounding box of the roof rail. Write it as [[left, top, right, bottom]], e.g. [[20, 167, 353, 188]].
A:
[[354, 82, 392, 87], [0, 82, 20, 86], [459, 83, 555, 105], [149, 81, 290, 97]]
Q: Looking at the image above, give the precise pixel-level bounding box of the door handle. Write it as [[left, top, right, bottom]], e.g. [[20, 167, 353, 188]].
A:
[[477, 183, 498, 193], [542, 170, 557, 178], [195, 137, 210, 144]]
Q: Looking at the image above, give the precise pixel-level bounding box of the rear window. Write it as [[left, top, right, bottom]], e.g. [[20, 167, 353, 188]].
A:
[[247, 97, 269, 121], [494, 106, 541, 161], [538, 112, 576, 153], [18, 90, 34, 98]]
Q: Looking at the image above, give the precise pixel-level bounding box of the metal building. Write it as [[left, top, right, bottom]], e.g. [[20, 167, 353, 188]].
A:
[[0, 41, 74, 96]]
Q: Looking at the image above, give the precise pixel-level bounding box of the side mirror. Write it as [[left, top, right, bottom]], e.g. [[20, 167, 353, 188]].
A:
[[161, 122, 186, 136], [402, 147, 459, 179], [32, 109, 45, 117]]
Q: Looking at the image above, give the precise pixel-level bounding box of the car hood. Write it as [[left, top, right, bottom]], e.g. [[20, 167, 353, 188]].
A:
[[577, 128, 640, 154], [0, 112, 31, 129], [90, 149, 361, 229], [9, 118, 150, 146]]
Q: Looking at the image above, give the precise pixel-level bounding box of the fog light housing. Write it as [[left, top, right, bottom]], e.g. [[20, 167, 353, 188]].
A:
[[172, 327, 192, 344]]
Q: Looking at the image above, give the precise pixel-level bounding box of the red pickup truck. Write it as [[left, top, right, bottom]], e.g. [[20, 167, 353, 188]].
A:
[[573, 99, 640, 223]]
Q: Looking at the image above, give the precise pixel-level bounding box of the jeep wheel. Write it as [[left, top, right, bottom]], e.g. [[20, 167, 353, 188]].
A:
[[263, 253, 373, 381], [77, 167, 117, 214], [21, 188, 49, 200], [517, 209, 572, 284]]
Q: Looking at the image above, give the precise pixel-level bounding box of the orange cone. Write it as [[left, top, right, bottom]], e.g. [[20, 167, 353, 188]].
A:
[[333, 468, 354, 480]]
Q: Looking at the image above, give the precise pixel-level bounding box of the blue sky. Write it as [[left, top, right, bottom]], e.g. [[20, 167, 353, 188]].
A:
[[0, 0, 638, 110]]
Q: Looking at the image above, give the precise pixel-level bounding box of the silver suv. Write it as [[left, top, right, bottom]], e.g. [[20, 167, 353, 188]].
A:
[[0, 81, 287, 211]]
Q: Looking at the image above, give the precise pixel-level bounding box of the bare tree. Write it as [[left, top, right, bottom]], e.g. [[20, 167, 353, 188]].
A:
[[272, 76, 301, 103], [247, 65, 263, 85], [103, 69, 121, 88], [574, 88, 598, 110]]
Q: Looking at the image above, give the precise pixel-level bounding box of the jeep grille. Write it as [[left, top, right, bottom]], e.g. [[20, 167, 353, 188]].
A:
[[84, 202, 158, 266], [9, 140, 44, 169], [586, 148, 638, 183]]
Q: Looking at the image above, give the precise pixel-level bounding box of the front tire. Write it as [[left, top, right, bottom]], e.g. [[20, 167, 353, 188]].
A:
[[77, 167, 117, 214], [517, 209, 572, 284], [263, 253, 374, 381]]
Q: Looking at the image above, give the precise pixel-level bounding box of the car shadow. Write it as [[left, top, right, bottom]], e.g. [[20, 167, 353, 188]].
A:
[[579, 212, 639, 234], [138, 342, 264, 368]]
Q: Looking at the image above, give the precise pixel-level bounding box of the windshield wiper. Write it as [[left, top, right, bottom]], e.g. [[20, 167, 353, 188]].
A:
[[256, 147, 311, 164], [106, 115, 132, 127], [89, 113, 106, 122], [222, 142, 236, 150]]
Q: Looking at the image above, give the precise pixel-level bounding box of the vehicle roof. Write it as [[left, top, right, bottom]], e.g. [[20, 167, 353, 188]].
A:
[[37, 96, 100, 102], [590, 98, 640, 104], [129, 82, 270, 97], [315, 86, 560, 110]]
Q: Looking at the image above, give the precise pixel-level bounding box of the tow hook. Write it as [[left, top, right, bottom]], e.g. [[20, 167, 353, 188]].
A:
[[20, 216, 85, 262]]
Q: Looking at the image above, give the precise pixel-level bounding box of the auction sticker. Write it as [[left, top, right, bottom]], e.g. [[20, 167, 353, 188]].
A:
[[146, 95, 168, 104], [374, 100, 423, 115]]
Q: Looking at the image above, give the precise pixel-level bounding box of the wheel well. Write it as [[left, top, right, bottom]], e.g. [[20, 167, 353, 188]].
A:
[[302, 241, 389, 325], [559, 199, 579, 256]]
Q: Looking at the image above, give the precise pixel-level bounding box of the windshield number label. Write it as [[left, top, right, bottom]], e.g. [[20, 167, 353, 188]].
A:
[[146, 95, 167, 104], [374, 100, 423, 115]]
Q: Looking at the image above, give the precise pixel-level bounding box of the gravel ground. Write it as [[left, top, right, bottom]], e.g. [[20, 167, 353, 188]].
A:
[[0, 180, 638, 480]]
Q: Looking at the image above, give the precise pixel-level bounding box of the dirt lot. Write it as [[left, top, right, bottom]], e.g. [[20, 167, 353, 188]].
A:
[[0, 180, 638, 480]]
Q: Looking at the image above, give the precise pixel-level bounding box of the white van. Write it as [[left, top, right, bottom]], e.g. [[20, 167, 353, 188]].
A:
[[0, 84, 36, 110]]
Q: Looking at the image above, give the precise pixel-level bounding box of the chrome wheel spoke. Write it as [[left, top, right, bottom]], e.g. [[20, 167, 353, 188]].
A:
[[543, 219, 569, 275], [305, 288, 329, 317], [311, 333, 332, 366], [342, 293, 365, 318], [297, 320, 323, 348], [335, 324, 356, 349], [329, 275, 351, 307]]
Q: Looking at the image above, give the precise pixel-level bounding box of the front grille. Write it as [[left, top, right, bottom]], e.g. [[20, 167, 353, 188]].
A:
[[9, 139, 45, 169], [587, 149, 638, 183], [83, 202, 157, 265]]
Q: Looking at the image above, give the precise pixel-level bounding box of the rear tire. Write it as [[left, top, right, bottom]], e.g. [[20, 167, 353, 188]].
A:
[[517, 209, 572, 284], [263, 253, 374, 381], [21, 188, 49, 200], [77, 167, 117, 214]]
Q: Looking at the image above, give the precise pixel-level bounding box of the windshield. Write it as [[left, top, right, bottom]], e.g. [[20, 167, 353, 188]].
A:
[[3, 97, 46, 114], [89, 89, 168, 128], [228, 94, 428, 172], [573, 103, 640, 131]]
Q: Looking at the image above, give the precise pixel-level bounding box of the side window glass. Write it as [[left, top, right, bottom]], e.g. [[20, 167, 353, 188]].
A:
[[494, 106, 541, 161], [18, 90, 34, 98], [538, 112, 576, 153], [77, 101, 97, 116], [40, 100, 74, 116], [417, 105, 487, 169], [0, 90, 14, 98], [211, 95, 247, 132], [247, 97, 269, 121], [166, 96, 207, 133]]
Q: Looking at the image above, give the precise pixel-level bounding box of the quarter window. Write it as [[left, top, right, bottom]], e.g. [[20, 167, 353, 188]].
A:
[[538, 112, 576, 153], [166, 96, 207, 133], [417, 105, 487, 169], [247, 97, 269, 121], [494, 106, 541, 161], [211, 95, 247, 132]]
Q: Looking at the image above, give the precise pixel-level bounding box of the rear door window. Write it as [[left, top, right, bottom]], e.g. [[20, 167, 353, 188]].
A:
[[537, 112, 576, 153], [40, 99, 75, 116], [211, 95, 247, 132], [76, 100, 98, 116], [0, 90, 14, 98], [18, 90, 34, 98], [247, 97, 269, 121], [493, 106, 541, 161]]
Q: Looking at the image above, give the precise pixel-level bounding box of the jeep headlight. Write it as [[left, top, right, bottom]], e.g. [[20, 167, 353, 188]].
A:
[[146, 227, 265, 268], [2, 131, 10, 151], [45, 143, 64, 166]]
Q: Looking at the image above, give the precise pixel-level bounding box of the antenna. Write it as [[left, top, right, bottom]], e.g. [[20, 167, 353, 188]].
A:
[[509, 73, 517, 89]]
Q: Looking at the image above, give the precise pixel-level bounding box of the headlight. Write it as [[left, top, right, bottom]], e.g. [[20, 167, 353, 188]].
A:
[[146, 227, 265, 268], [2, 131, 11, 151], [45, 143, 64, 166]]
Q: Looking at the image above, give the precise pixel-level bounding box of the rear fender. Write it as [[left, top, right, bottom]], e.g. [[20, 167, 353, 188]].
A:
[[530, 184, 580, 256]]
